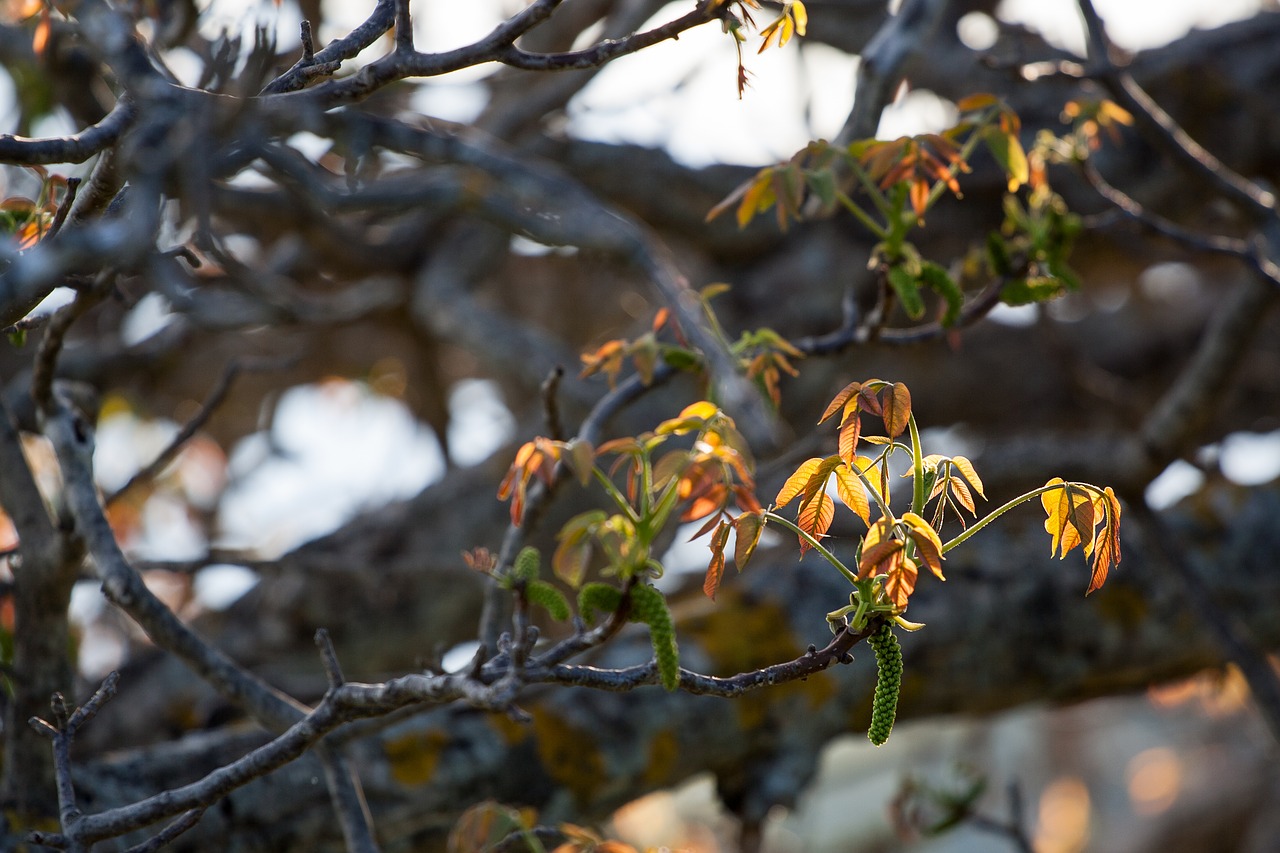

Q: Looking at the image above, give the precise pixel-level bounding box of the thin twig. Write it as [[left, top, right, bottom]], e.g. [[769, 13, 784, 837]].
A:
[[107, 357, 283, 505]]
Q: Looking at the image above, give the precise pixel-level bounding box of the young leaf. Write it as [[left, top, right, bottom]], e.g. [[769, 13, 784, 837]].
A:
[[1087, 487, 1122, 594], [950, 455, 985, 499], [883, 554, 919, 612], [888, 265, 926, 320], [901, 511, 945, 580], [880, 382, 912, 438], [837, 414, 861, 466], [796, 490, 835, 555], [734, 510, 765, 571], [833, 464, 871, 524], [819, 380, 862, 424], [703, 519, 732, 599], [776, 457, 824, 507]]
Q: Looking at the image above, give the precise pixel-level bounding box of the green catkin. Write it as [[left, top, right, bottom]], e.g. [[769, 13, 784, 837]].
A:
[[867, 622, 902, 746], [512, 546, 540, 583], [629, 583, 680, 691], [577, 582, 623, 625], [525, 580, 570, 621]]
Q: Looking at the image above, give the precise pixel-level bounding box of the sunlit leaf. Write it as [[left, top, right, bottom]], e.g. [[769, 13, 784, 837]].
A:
[[734, 510, 765, 571], [819, 380, 861, 424], [948, 475, 976, 515], [858, 538, 903, 579], [884, 555, 919, 611], [703, 520, 732, 599], [833, 464, 870, 524], [837, 414, 861, 466], [951, 455, 985, 499], [880, 382, 912, 438], [776, 457, 824, 507], [956, 92, 999, 112], [1087, 487, 1122, 594], [796, 490, 835, 555], [901, 511, 945, 580]]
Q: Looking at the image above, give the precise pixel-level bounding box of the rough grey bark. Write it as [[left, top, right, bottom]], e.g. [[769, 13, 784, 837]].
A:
[[0, 0, 1278, 850]]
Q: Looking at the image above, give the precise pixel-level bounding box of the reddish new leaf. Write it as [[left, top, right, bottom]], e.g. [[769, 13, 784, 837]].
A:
[[819, 381, 861, 424], [837, 414, 861, 466], [884, 555, 919, 611], [880, 382, 912, 438], [703, 520, 732, 599]]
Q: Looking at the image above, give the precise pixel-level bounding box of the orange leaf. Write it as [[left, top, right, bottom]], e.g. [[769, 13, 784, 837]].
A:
[[837, 415, 861, 466], [776, 457, 824, 507], [1086, 488, 1122, 594], [796, 491, 835, 555], [833, 464, 870, 525], [901, 511, 944, 580], [703, 520, 732, 599], [818, 381, 861, 424], [858, 538, 903, 579], [880, 382, 912, 438], [884, 555, 919, 611], [951, 455, 985, 499]]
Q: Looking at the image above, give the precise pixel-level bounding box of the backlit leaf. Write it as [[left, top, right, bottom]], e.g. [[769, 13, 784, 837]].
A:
[[819, 381, 861, 424], [901, 511, 945, 580], [881, 382, 912, 438], [703, 520, 732, 599], [796, 491, 835, 555], [734, 510, 765, 571], [837, 415, 861, 466], [776, 457, 824, 507], [833, 464, 870, 524], [884, 555, 919, 611], [858, 538, 903, 579], [951, 455, 985, 499]]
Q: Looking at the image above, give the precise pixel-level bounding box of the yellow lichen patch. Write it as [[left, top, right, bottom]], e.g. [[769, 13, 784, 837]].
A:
[[384, 728, 449, 787], [530, 708, 606, 807], [488, 711, 531, 746], [680, 589, 835, 728], [641, 728, 680, 789]]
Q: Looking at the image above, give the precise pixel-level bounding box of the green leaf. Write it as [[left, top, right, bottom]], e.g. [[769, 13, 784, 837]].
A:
[[919, 261, 963, 327], [888, 265, 925, 320]]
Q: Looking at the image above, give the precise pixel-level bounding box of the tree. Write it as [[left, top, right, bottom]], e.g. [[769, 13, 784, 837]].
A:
[[0, 0, 1277, 850]]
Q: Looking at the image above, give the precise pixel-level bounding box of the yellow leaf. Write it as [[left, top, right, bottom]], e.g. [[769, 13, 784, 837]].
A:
[[956, 93, 999, 112], [951, 455, 985, 499], [791, 0, 808, 35], [776, 457, 824, 507], [734, 511, 766, 571]]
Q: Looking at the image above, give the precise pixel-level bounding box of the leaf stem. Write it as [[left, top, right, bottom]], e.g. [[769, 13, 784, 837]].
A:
[[764, 510, 860, 586], [942, 482, 1088, 553]]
